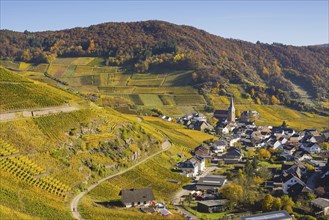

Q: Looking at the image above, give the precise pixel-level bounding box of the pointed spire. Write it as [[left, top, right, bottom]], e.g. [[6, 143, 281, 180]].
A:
[[229, 96, 235, 111]]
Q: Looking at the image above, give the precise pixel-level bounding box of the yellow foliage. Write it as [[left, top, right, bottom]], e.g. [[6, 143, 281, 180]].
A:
[[173, 53, 185, 62], [271, 95, 280, 105]]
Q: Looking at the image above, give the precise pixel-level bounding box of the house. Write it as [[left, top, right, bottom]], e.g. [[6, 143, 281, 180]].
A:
[[194, 121, 213, 132], [282, 167, 306, 194], [240, 210, 292, 220], [284, 128, 295, 136], [304, 129, 319, 136], [222, 147, 242, 164], [311, 198, 329, 216], [211, 140, 227, 153], [272, 127, 285, 137], [195, 156, 206, 173], [294, 150, 312, 161], [321, 130, 329, 141], [301, 142, 321, 154], [119, 188, 155, 207], [228, 134, 241, 146], [197, 199, 229, 213], [283, 144, 298, 155], [196, 175, 227, 191], [194, 145, 212, 158], [240, 110, 259, 123], [179, 158, 198, 177], [289, 133, 302, 142], [179, 156, 205, 177]]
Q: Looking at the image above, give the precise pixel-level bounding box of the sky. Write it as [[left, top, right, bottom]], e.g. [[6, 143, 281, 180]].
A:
[[0, 0, 328, 46]]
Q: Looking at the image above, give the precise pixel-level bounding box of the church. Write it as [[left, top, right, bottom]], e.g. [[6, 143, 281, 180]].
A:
[[213, 97, 235, 122]]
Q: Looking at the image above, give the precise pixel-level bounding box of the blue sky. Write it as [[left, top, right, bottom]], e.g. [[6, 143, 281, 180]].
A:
[[1, 1, 328, 46]]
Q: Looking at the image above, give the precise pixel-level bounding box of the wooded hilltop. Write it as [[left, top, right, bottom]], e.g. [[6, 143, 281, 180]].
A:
[[1, 20, 328, 112]]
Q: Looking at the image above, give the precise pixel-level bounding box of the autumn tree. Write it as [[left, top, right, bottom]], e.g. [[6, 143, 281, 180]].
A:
[[88, 39, 95, 51], [250, 88, 255, 97], [281, 195, 294, 213], [281, 121, 288, 128], [262, 66, 270, 78], [221, 183, 243, 206], [270, 95, 280, 105], [262, 194, 274, 211], [258, 148, 271, 160], [272, 197, 282, 210]]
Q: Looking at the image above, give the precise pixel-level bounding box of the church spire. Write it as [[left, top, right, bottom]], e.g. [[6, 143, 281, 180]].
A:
[[229, 96, 235, 111], [228, 96, 235, 122]]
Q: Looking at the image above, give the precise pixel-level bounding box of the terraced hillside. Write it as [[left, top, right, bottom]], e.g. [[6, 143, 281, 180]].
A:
[[0, 66, 80, 112], [1, 58, 206, 116], [1, 59, 328, 130]]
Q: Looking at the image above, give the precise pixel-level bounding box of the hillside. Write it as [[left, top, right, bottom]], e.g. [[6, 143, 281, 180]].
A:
[[1, 20, 328, 113], [0, 66, 81, 112]]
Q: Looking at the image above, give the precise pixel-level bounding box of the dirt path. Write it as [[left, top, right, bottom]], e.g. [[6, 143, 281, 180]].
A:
[[70, 140, 172, 220]]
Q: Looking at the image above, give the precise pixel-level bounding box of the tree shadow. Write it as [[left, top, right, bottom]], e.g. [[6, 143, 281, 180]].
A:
[[95, 200, 123, 208]]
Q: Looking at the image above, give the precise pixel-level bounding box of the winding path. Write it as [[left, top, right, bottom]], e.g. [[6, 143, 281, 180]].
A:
[[70, 140, 171, 220]]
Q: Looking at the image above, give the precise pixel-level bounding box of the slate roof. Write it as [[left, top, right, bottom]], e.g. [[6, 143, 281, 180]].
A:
[[197, 199, 229, 207], [312, 198, 329, 208], [180, 158, 198, 168], [120, 188, 155, 203], [196, 175, 226, 187], [240, 210, 292, 220]]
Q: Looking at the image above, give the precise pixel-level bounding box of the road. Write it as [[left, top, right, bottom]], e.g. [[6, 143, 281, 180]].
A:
[[172, 166, 219, 220], [0, 105, 79, 122], [70, 140, 171, 220]]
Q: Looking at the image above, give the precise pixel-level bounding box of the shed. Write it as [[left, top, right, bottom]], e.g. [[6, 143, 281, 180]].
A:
[[197, 199, 229, 213]]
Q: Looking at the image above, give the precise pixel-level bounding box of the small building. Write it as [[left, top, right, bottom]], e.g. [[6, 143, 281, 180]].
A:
[[194, 145, 212, 158], [197, 199, 229, 213], [222, 147, 242, 164], [311, 198, 329, 216], [119, 188, 155, 207], [196, 175, 227, 191], [240, 110, 259, 123], [301, 142, 321, 154], [240, 210, 292, 220], [211, 140, 227, 153], [179, 158, 198, 177], [194, 121, 213, 132]]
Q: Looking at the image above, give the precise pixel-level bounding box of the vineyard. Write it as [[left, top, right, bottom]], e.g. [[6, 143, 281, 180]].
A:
[[0, 139, 71, 198], [0, 67, 80, 111]]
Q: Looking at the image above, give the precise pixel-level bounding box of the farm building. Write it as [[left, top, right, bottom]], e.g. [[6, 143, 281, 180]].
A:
[[240, 210, 292, 220], [197, 199, 229, 213], [196, 175, 227, 191], [119, 187, 155, 207]]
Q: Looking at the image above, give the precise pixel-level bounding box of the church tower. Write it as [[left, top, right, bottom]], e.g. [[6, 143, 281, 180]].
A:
[[228, 96, 235, 122]]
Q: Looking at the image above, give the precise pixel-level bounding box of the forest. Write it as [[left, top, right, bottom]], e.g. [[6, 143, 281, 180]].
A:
[[1, 20, 328, 112]]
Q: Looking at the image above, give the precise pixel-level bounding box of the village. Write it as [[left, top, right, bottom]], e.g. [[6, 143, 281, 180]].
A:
[[114, 97, 329, 220]]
